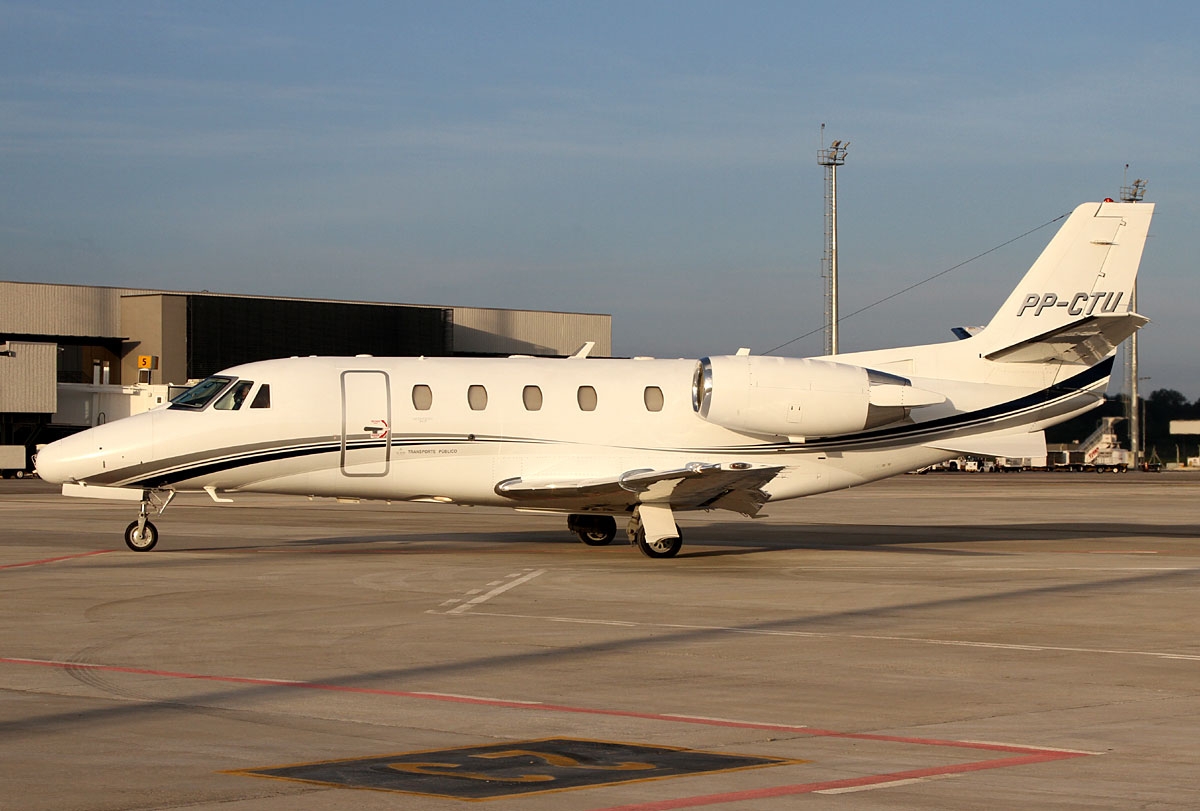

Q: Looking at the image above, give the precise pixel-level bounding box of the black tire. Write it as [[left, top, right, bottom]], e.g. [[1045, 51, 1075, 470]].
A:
[[577, 528, 615, 546], [635, 527, 682, 559], [124, 520, 159, 552], [566, 515, 614, 547]]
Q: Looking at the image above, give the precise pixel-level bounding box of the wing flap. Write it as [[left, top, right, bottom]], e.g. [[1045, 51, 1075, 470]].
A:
[[495, 462, 782, 516]]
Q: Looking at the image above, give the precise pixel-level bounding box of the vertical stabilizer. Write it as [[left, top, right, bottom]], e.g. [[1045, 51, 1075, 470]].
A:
[[975, 201, 1153, 359]]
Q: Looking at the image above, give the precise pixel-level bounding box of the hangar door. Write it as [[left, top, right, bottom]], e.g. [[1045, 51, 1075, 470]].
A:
[[340, 370, 391, 477]]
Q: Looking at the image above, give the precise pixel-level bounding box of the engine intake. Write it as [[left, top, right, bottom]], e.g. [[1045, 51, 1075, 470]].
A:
[[692, 355, 944, 440]]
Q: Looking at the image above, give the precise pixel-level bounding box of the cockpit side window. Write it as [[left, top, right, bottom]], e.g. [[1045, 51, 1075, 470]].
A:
[[169, 376, 233, 410], [249, 384, 271, 409], [214, 380, 254, 410]]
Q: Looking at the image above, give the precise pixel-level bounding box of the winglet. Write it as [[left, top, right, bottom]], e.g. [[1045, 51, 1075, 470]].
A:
[[569, 341, 596, 359]]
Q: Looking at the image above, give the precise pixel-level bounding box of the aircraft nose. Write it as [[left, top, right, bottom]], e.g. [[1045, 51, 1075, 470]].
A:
[[34, 433, 93, 485], [33, 437, 71, 484], [34, 416, 154, 485]]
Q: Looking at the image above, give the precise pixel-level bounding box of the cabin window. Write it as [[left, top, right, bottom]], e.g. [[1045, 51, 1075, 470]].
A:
[[468, 385, 488, 411], [644, 386, 664, 412], [169, 376, 232, 410], [412, 384, 433, 410], [249, 384, 271, 409], [522, 385, 543, 411], [577, 385, 597, 412], [213, 380, 254, 410]]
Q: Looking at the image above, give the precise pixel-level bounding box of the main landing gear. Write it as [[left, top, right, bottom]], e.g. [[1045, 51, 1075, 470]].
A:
[[568, 514, 617, 546], [631, 526, 683, 559], [567, 506, 683, 558], [124, 490, 175, 552]]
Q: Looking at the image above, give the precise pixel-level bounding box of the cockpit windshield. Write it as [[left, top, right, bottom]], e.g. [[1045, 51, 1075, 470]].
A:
[[169, 376, 234, 410], [213, 380, 254, 410]]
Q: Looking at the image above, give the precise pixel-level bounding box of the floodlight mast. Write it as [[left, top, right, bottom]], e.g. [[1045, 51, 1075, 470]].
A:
[[817, 133, 849, 355], [1120, 173, 1147, 466]]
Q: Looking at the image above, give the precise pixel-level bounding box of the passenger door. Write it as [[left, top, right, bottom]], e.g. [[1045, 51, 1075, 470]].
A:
[[340, 370, 391, 477]]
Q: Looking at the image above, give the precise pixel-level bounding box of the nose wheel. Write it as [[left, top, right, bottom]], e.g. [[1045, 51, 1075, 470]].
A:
[[124, 519, 159, 551], [123, 490, 174, 551]]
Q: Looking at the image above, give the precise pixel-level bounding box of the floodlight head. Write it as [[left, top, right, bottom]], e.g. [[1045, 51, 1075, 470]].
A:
[[1119, 177, 1147, 203]]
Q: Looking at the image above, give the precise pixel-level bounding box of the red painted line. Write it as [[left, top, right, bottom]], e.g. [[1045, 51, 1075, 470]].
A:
[[0, 656, 1084, 758], [584, 752, 1086, 811], [0, 657, 1094, 809], [0, 550, 113, 570]]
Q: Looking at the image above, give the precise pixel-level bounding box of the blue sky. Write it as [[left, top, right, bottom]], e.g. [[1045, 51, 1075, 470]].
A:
[[3, 1, 1198, 397]]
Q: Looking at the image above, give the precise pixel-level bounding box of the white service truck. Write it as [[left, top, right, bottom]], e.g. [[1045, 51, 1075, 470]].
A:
[[0, 444, 29, 478]]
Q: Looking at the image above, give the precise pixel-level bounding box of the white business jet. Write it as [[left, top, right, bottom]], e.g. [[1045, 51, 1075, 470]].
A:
[[36, 200, 1153, 557]]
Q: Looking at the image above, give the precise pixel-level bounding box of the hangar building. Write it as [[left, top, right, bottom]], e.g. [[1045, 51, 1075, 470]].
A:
[[0, 280, 612, 472]]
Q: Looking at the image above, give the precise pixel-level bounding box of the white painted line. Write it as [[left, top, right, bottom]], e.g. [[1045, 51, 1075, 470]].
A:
[[446, 569, 547, 615], [662, 712, 802, 727], [415, 691, 544, 705], [466, 611, 1200, 661], [816, 773, 959, 794], [545, 616, 638, 627], [958, 740, 1104, 755]]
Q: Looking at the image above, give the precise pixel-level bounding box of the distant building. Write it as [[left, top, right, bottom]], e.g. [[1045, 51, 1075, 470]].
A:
[[0, 280, 611, 465]]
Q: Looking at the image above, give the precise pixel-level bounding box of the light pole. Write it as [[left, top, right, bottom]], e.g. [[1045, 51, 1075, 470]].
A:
[[1120, 176, 1147, 465], [818, 134, 848, 355]]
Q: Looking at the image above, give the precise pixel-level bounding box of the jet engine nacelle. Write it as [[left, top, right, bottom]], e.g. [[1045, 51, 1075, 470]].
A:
[[692, 355, 945, 440]]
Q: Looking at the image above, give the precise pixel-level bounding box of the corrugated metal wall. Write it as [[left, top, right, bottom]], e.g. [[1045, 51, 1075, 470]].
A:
[[1, 282, 611, 357], [0, 342, 57, 412], [0, 282, 151, 337], [185, 296, 454, 377], [452, 307, 612, 356]]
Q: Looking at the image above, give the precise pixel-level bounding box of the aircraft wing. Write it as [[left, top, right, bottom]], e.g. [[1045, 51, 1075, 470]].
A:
[[495, 462, 783, 516]]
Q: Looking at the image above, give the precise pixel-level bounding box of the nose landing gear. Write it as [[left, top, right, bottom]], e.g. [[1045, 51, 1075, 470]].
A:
[[124, 490, 175, 551]]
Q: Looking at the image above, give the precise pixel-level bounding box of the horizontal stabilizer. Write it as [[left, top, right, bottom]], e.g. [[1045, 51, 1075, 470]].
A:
[[985, 313, 1147, 364], [924, 430, 1046, 459], [496, 462, 783, 516]]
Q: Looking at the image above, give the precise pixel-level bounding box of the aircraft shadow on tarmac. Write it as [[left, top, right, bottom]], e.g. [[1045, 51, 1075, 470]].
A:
[[153, 518, 1199, 558]]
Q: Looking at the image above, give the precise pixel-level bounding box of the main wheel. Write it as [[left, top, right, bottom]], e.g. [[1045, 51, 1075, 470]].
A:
[[635, 527, 682, 559], [124, 520, 159, 552], [575, 516, 617, 546], [577, 528, 615, 546]]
